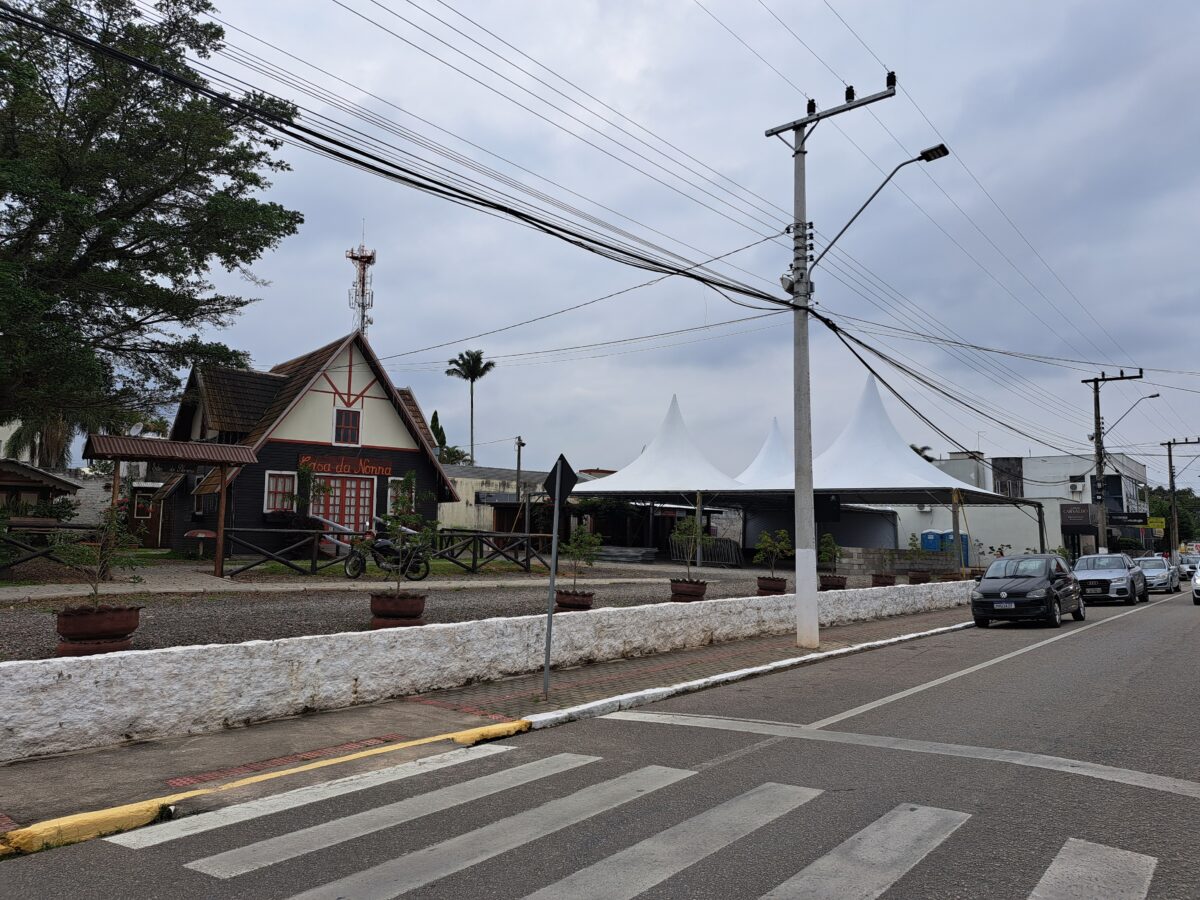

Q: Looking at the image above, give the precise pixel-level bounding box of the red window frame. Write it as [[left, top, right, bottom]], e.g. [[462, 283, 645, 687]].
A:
[[334, 408, 361, 445], [264, 472, 297, 512], [311, 475, 375, 532]]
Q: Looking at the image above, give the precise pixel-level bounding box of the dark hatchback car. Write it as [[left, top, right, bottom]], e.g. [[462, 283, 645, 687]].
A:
[[971, 554, 1084, 629]]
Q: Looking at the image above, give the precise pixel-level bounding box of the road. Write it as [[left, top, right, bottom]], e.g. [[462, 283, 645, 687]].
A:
[[4, 590, 1199, 898]]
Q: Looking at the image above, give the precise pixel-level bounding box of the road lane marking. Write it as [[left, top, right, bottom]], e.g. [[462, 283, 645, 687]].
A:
[[761, 804, 970, 899], [604, 712, 1200, 800], [1029, 838, 1156, 899], [106, 744, 511, 849], [186, 753, 598, 879], [284, 765, 695, 900], [807, 597, 1173, 729], [522, 782, 821, 900]]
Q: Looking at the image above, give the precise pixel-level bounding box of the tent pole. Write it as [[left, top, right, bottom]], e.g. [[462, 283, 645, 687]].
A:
[[951, 488, 964, 578], [696, 491, 703, 569], [1036, 503, 1047, 553]]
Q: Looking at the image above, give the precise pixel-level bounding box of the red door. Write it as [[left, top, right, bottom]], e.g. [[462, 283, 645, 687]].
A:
[[312, 476, 375, 533]]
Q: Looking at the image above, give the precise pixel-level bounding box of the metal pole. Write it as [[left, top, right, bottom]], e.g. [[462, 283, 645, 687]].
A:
[[695, 491, 704, 569], [792, 131, 820, 649], [215, 463, 228, 578], [950, 488, 963, 577], [1036, 504, 1047, 553], [1090, 380, 1108, 554], [1167, 441, 1178, 558], [515, 435, 524, 533], [542, 463, 563, 699]]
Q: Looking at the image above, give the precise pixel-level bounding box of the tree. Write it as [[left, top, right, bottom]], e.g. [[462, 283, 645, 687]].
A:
[[429, 409, 470, 465], [444, 350, 496, 463], [0, 0, 303, 434]]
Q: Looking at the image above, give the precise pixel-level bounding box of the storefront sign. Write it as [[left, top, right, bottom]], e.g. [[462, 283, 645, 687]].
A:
[[1060, 503, 1095, 529], [298, 454, 392, 477], [1108, 512, 1147, 527], [1147, 516, 1166, 530]]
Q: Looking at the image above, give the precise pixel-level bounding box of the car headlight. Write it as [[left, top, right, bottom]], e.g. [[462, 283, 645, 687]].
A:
[[1026, 588, 1047, 599], [970, 590, 983, 600], [1112, 578, 1127, 586]]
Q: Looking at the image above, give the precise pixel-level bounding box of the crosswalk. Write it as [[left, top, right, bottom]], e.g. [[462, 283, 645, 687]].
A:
[[106, 746, 1161, 899]]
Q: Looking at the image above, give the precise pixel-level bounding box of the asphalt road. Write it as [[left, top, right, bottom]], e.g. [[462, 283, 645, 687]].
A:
[[5, 590, 1199, 899]]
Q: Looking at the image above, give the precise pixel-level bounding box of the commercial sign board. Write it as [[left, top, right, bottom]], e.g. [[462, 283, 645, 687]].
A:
[[1059, 504, 1096, 531], [1147, 516, 1167, 530], [297, 454, 393, 477], [1108, 512, 1148, 527]]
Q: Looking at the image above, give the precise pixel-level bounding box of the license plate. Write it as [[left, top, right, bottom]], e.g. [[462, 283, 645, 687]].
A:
[[993, 601, 1015, 609], [1085, 587, 1103, 595]]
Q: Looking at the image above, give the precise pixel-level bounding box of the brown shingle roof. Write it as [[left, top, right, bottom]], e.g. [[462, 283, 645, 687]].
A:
[[198, 367, 285, 433], [82, 435, 258, 465]]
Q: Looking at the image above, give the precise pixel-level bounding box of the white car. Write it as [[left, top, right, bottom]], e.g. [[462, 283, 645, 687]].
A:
[[1192, 570, 1200, 605], [1135, 557, 1180, 593]]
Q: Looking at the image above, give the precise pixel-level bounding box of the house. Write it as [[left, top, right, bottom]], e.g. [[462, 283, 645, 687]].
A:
[[0, 459, 81, 515], [153, 331, 457, 553]]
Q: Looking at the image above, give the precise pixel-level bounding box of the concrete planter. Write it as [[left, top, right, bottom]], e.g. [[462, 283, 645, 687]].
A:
[[756, 576, 788, 596], [555, 590, 595, 611], [669, 579, 708, 601]]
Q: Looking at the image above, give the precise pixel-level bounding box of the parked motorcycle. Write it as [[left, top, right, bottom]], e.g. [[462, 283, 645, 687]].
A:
[[344, 534, 431, 581]]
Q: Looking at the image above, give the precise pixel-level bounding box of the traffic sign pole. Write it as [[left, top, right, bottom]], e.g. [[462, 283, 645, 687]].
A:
[[541, 455, 576, 700]]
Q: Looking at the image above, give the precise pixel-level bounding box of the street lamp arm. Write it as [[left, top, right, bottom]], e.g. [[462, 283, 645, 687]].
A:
[[810, 157, 918, 272], [1105, 393, 1160, 436]]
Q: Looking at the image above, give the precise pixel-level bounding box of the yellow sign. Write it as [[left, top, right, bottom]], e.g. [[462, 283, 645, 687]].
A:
[[1147, 516, 1166, 529]]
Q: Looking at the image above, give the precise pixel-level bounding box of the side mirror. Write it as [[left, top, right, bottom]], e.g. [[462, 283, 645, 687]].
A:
[[973, 575, 982, 583]]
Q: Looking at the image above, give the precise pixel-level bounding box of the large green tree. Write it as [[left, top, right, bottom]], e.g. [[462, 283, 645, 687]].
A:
[[0, 0, 302, 440]]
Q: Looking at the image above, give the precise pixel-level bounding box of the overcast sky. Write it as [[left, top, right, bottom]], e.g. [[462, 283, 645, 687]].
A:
[[193, 0, 1200, 488]]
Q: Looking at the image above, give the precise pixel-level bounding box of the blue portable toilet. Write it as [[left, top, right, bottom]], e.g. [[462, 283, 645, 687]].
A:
[[920, 530, 941, 552], [939, 530, 970, 565]]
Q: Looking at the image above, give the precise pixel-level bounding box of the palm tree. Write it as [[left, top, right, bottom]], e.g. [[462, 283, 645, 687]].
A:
[[909, 444, 936, 462], [445, 350, 496, 463]]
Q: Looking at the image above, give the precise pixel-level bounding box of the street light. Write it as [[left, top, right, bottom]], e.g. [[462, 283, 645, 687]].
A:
[[811, 145, 951, 272], [1104, 393, 1160, 437]]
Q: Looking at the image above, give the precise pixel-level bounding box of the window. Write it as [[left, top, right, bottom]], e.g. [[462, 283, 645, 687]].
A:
[[133, 491, 153, 519], [264, 471, 297, 512], [334, 408, 361, 446], [387, 476, 415, 514]]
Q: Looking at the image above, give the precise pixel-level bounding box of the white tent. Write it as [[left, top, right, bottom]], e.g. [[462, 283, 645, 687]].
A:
[[812, 376, 991, 498], [578, 395, 743, 495], [735, 417, 792, 490]]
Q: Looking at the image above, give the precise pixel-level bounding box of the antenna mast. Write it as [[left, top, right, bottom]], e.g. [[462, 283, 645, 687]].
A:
[[346, 233, 376, 333]]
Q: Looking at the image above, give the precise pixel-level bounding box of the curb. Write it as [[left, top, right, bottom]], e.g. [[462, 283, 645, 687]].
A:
[[0, 720, 528, 855], [525, 621, 976, 730]]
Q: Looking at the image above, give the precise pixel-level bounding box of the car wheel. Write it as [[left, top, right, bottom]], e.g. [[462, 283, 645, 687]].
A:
[[1072, 598, 1086, 621], [1194, 596, 1200, 606], [973, 616, 989, 628], [1046, 599, 1062, 628], [1139, 583, 1149, 602], [1125, 590, 1138, 605]]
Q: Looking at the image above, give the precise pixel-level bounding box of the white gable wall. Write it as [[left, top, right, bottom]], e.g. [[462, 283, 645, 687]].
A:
[[269, 344, 418, 449]]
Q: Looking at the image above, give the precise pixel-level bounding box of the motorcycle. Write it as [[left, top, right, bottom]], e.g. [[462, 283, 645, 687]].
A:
[[344, 533, 431, 581]]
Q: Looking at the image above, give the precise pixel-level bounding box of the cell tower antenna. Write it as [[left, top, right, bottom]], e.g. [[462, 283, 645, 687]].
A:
[[346, 228, 376, 333]]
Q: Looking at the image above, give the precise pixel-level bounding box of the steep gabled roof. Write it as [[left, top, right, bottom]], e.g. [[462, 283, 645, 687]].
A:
[[197, 367, 286, 434]]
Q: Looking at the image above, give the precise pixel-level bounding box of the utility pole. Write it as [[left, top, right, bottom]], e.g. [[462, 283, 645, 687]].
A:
[[766, 77, 898, 649], [1081, 369, 1143, 553], [1161, 437, 1200, 560], [346, 232, 376, 334], [514, 435, 526, 532]]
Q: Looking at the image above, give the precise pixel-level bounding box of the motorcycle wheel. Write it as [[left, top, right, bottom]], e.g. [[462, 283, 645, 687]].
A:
[[344, 552, 366, 580], [404, 558, 431, 581]]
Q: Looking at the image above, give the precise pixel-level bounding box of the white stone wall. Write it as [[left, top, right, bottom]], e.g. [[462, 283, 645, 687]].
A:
[[0, 582, 971, 762]]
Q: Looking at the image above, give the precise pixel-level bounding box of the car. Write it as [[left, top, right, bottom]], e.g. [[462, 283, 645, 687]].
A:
[[1135, 556, 1180, 593], [1192, 569, 1200, 605], [971, 554, 1084, 629], [1179, 554, 1200, 578], [1073, 553, 1148, 604]]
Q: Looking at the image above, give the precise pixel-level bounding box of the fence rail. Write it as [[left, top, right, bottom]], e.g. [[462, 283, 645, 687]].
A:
[[432, 528, 550, 573]]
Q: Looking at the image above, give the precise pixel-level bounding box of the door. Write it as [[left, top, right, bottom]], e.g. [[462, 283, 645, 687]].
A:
[[312, 475, 376, 534]]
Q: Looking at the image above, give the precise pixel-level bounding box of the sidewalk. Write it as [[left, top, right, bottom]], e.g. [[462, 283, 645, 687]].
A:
[[0, 604, 970, 839]]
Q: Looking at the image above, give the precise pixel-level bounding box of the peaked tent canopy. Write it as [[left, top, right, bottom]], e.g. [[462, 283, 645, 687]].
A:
[[736, 418, 792, 490], [576, 395, 743, 496]]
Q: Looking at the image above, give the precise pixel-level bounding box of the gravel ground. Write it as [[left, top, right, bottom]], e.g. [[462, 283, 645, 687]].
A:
[[0, 568, 767, 661]]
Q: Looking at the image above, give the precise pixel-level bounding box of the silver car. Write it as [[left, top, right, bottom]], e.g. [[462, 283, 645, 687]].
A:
[[1073, 554, 1147, 604], [1135, 556, 1180, 593], [1179, 554, 1200, 578]]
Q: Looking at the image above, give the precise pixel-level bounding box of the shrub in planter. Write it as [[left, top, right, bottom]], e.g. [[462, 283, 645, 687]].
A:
[[369, 471, 436, 626], [556, 528, 603, 611], [906, 531, 933, 583], [817, 533, 846, 590], [753, 529, 793, 595], [52, 505, 145, 656], [670, 516, 713, 601], [871, 573, 896, 587]]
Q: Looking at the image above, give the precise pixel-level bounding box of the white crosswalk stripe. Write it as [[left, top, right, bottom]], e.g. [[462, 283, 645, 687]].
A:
[[185, 752, 598, 879], [760, 803, 971, 900], [521, 781, 822, 900], [1029, 838, 1157, 900], [284, 765, 695, 900], [106, 743, 512, 849]]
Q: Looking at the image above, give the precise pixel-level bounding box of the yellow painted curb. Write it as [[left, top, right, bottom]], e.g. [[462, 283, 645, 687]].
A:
[[0, 719, 531, 855]]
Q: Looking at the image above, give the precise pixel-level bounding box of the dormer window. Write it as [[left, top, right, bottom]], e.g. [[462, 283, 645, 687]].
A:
[[334, 408, 361, 446]]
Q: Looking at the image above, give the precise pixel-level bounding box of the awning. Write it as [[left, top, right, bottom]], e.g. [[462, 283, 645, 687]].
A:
[[83, 434, 258, 466]]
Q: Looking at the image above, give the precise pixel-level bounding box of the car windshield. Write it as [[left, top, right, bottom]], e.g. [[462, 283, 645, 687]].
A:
[[1184, 556, 1200, 564], [984, 558, 1048, 579], [1074, 556, 1125, 571], [1140, 559, 1167, 570]]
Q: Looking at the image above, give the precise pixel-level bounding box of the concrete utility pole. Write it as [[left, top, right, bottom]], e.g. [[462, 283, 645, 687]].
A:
[[514, 435, 526, 532], [1161, 437, 1200, 560], [766, 75, 948, 648], [1082, 370, 1143, 553]]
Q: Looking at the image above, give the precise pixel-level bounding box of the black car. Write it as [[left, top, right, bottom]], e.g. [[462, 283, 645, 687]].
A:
[[971, 554, 1084, 629]]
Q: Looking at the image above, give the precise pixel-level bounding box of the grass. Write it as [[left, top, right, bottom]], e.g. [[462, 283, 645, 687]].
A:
[[241, 556, 547, 580]]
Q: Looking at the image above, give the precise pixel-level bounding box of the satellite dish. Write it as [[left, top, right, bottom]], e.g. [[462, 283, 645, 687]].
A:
[[129, 423, 144, 436]]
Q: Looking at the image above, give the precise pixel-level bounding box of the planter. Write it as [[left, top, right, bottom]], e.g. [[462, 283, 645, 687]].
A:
[[907, 571, 932, 585], [370, 591, 426, 621], [756, 576, 788, 596], [370, 615, 427, 629], [55, 637, 133, 656], [818, 574, 848, 591], [56, 605, 142, 641], [554, 589, 594, 611], [669, 579, 708, 601], [870, 573, 896, 587]]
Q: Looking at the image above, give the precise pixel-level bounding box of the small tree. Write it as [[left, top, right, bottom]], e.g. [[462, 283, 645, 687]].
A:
[[909, 532, 934, 567], [672, 516, 714, 581], [817, 533, 841, 573], [383, 471, 437, 595], [52, 505, 144, 609], [560, 527, 603, 592], [753, 529, 794, 579]]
